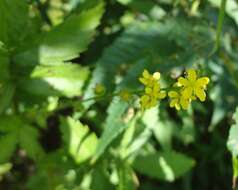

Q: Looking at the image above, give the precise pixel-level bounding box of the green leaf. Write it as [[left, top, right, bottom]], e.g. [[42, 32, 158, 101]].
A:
[[60, 117, 98, 164], [227, 107, 238, 156], [84, 19, 214, 109], [19, 125, 45, 160], [133, 151, 195, 182], [91, 164, 114, 190], [83, 22, 171, 108], [0, 0, 29, 47], [118, 163, 136, 190], [17, 64, 89, 99], [209, 66, 238, 130], [0, 82, 15, 115], [92, 99, 128, 162], [152, 117, 174, 150], [0, 49, 13, 114], [0, 134, 18, 163], [93, 57, 152, 162], [209, 0, 238, 26], [214, 0, 227, 51], [0, 116, 44, 162], [14, 1, 104, 66], [0, 48, 10, 81], [117, 0, 132, 5], [0, 163, 12, 176], [125, 106, 159, 157], [0, 116, 21, 163]]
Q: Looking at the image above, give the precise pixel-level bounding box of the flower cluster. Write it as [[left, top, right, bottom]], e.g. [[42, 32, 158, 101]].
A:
[[139, 70, 166, 110], [138, 69, 210, 111], [92, 69, 209, 112], [168, 69, 209, 110]]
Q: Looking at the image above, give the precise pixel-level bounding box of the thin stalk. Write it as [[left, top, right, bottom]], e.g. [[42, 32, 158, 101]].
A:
[[214, 0, 227, 53]]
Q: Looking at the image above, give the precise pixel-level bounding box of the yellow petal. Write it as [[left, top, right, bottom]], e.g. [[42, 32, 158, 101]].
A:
[[145, 87, 152, 94], [141, 95, 149, 104], [173, 82, 181, 87], [178, 77, 189, 86], [187, 69, 197, 82], [158, 91, 166, 99], [180, 98, 190, 110], [153, 72, 160, 80], [196, 77, 210, 87], [142, 70, 150, 79], [170, 99, 177, 107], [150, 98, 157, 107], [168, 91, 179, 98], [181, 87, 193, 99], [195, 88, 206, 101], [139, 77, 147, 85], [153, 84, 160, 91], [175, 103, 181, 110]]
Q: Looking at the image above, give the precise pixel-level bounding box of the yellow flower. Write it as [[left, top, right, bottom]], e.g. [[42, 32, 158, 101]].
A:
[[94, 83, 106, 96], [168, 91, 190, 110], [178, 69, 209, 102], [139, 69, 166, 110], [119, 90, 131, 102], [139, 70, 160, 87]]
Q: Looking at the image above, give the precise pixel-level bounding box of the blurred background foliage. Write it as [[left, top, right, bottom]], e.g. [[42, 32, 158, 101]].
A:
[[0, 0, 238, 189]]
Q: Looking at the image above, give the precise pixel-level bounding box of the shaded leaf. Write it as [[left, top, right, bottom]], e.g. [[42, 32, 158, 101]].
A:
[[0, 116, 21, 163], [118, 163, 137, 190], [0, 0, 29, 47], [133, 151, 195, 182], [19, 125, 45, 160]]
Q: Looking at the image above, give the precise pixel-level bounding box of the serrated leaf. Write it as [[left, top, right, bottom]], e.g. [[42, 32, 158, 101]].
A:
[[0, 0, 29, 47], [60, 117, 98, 164], [84, 19, 214, 109], [17, 64, 89, 99], [133, 151, 195, 182], [14, 1, 104, 66], [0, 82, 15, 115], [0, 116, 21, 163], [0, 134, 18, 163], [83, 22, 172, 108], [19, 125, 45, 160], [0, 116, 44, 162]]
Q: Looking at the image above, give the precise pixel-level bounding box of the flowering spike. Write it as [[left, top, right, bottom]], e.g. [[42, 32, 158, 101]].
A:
[[139, 69, 166, 110], [169, 69, 210, 110]]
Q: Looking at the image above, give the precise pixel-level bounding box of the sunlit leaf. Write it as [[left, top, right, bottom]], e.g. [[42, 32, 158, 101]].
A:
[[227, 107, 238, 157], [133, 151, 195, 182], [60, 117, 98, 164], [14, 1, 104, 66]]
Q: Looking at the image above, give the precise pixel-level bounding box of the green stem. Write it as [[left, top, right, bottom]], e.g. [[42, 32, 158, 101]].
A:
[[214, 0, 227, 53], [80, 86, 181, 103], [81, 89, 144, 102]]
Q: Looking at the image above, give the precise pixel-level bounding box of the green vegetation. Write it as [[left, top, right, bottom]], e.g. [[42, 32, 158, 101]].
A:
[[0, 0, 238, 189]]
